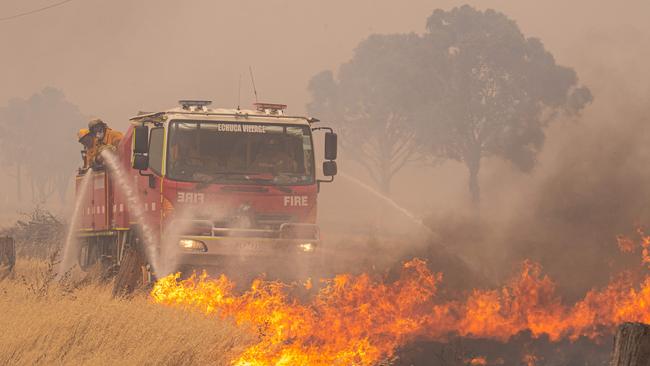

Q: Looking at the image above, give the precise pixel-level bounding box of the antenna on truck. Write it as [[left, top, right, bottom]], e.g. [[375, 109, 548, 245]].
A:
[[237, 73, 242, 110], [249, 66, 259, 104]]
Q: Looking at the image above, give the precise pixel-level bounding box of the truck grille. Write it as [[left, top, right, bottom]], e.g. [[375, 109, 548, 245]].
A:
[[255, 213, 293, 229], [174, 215, 318, 240]]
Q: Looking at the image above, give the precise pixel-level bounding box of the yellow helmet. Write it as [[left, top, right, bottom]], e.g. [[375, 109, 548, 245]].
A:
[[78, 128, 93, 146], [88, 118, 107, 132], [77, 128, 90, 139]]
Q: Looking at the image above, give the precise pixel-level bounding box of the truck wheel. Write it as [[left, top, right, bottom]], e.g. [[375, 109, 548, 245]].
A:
[[112, 247, 145, 298], [78, 237, 99, 271], [78, 236, 118, 273], [112, 227, 147, 297]]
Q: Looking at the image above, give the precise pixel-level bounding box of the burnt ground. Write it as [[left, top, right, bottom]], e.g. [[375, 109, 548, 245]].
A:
[[393, 332, 612, 366]]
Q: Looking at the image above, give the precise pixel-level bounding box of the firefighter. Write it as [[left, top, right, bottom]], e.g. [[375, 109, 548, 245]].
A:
[[169, 133, 203, 178], [252, 136, 297, 173], [84, 118, 123, 168], [77, 128, 93, 171]]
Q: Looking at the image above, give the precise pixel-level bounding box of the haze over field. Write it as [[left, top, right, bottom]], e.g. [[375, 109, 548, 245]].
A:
[[0, 1, 648, 123], [0, 0, 646, 219], [1, 0, 649, 278]]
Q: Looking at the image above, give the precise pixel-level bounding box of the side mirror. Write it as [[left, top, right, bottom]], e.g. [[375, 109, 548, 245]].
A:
[[323, 160, 337, 177], [325, 132, 337, 160], [133, 125, 149, 154], [133, 153, 149, 170]]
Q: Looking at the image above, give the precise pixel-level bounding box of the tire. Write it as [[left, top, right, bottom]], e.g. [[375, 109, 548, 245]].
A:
[[112, 227, 147, 297]]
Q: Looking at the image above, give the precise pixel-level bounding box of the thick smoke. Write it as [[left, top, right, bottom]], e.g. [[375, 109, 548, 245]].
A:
[[413, 27, 650, 300]]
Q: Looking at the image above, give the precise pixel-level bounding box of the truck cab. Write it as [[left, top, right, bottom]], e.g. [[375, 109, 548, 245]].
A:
[[76, 100, 337, 277]]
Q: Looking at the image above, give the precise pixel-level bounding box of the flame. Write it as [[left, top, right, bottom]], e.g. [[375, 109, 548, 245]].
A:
[[466, 356, 488, 365], [618, 228, 650, 264], [639, 228, 650, 265], [617, 235, 635, 253], [152, 259, 440, 365], [522, 354, 538, 366], [303, 278, 313, 290], [152, 251, 650, 365]]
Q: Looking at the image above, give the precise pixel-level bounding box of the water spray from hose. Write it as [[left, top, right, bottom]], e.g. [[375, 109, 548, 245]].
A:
[[339, 172, 437, 238], [59, 169, 94, 277], [100, 150, 160, 274]]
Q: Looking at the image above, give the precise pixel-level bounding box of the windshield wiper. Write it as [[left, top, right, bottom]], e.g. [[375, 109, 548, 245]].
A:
[[199, 173, 293, 193], [193, 173, 250, 187], [244, 175, 273, 183], [241, 174, 294, 193]]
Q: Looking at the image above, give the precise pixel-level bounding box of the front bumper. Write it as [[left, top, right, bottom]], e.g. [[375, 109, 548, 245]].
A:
[[175, 235, 320, 266]]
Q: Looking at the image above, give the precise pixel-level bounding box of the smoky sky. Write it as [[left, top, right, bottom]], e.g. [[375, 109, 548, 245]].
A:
[[2, 1, 650, 301], [1, 0, 649, 130], [3, 0, 650, 249]]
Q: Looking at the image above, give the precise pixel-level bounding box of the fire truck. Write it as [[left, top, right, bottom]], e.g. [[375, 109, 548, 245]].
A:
[[75, 100, 337, 277]]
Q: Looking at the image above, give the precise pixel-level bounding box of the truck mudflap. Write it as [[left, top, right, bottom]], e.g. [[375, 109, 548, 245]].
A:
[[175, 235, 320, 265]]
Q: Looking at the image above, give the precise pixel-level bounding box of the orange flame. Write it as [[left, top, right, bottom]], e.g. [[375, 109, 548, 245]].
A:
[[152, 254, 650, 365], [617, 235, 635, 253], [522, 354, 538, 366], [466, 356, 488, 365], [152, 259, 441, 365], [639, 228, 650, 265], [619, 228, 650, 265]]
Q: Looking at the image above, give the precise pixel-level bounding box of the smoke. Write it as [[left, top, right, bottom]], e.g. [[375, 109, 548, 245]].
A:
[[0, 1, 647, 300], [412, 26, 650, 300], [311, 21, 650, 304]]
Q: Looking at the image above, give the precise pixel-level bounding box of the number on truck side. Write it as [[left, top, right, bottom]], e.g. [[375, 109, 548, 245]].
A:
[[177, 192, 205, 204]]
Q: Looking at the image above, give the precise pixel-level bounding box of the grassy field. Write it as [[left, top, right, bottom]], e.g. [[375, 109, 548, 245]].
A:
[[0, 259, 252, 366]]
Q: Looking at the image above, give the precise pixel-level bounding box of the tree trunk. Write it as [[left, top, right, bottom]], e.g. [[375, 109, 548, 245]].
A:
[[611, 322, 650, 366], [16, 164, 21, 202], [467, 160, 481, 206], [30, 175, 36, 203], [464, 142, 482, 207], [378, 172, 392, 196], [377, 139, 393, 196], [57, 173, 69, 203]]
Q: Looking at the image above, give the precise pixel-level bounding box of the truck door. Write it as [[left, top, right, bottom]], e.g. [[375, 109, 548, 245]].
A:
[[139, 127, 165, 230], [92, 171, 109, 230]]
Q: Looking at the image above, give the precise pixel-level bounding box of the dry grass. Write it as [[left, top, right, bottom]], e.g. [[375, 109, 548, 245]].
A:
[[0, 258, 253, 366]]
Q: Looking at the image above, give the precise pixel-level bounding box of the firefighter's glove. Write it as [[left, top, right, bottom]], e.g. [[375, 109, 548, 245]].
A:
[[97, 144, 117, 155]]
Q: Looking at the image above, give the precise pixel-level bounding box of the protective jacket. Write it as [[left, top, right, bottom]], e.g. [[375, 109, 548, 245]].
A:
[[85, 128, 123, 168]]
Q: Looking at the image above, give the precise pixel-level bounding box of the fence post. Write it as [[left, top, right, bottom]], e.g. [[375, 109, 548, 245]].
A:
[[0, 236, 16, 276], [611, 322, 650, 366]]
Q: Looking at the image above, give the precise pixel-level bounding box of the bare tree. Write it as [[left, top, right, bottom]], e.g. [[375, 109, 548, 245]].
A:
[[0, 87, 85, 204], [308, 34, 427, 194], [308, 6, 591, 202]]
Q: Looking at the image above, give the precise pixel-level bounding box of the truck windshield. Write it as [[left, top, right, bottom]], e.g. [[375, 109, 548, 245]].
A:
[[167, 121, 314, 185]]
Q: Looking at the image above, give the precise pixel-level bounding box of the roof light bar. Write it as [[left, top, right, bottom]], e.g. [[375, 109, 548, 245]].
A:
[[179, 100, 212, 110], [254, 102, 287, 114]]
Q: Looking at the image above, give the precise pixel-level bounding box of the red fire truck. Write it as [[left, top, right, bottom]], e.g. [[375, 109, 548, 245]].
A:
[[75, 100, 337, 276]]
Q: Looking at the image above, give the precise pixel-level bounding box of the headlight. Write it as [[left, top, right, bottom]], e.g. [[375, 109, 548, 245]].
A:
[[298, 243, 315, 253], [178, 239, 207, 252]]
